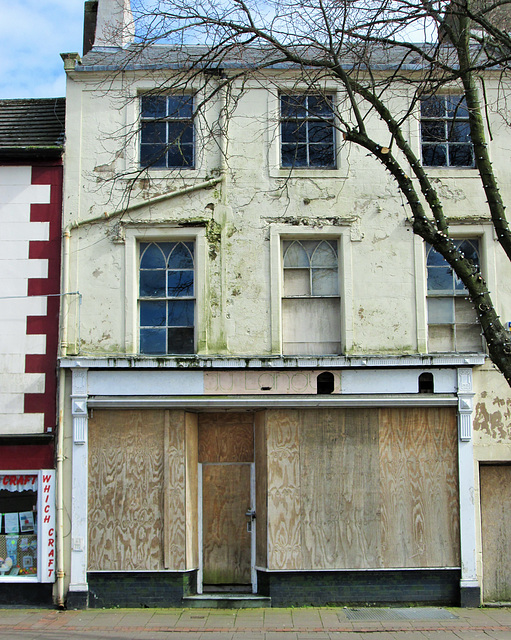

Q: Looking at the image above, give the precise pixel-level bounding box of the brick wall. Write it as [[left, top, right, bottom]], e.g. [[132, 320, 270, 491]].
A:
[[257, 570, 461, 607]]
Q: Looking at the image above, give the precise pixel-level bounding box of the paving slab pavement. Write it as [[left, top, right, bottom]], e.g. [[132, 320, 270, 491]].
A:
[[0, 606, 510, 639]]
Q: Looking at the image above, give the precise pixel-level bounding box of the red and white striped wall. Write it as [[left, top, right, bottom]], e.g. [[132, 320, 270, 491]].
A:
[[0, 164, 62, 435]]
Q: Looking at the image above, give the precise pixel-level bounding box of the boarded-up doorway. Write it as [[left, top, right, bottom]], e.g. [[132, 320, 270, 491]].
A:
[[480, 464, 511, 603], [198, 413, 255, 593]]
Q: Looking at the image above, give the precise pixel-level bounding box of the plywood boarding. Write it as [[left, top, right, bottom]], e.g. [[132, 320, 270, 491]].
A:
[[164, 410, 187, 570], [480, 464, 511, 602], [266, 409, 302, 570], [254, 410, 268, 567], [88, 409, 165, 571], [379, 407, 459, 568], [264, 407, 459, 571], [198, 413, 254, 462], [202, 463, 252, 584], [300, 409, 381, 569], [185, 412, 199, 569]]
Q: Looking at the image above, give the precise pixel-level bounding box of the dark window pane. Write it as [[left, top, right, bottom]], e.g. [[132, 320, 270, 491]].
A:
[[282, 144, 308, 167], [446, 95, 468, 118], [421, 96, 444, 118], [140, 300, 166, 326], [167, 144, 194, 168], [140, 328, 166, 354], [141, 95, 166, 118], [422, 144, 447, 166], [168, 299, 194, 326], [428, 266, 454, 292], [448, 121, 471, 143], [307, 95, 333, 117], [309, 144, 335, 166], [140, 144, 167, 168], [458, 239, 480, 268], [167, 95, 193, 118], [281, 95, 306, 118], [422, 121, 446, 142], [168, 121, 193, 144], [168, 242, 194, 268], [308, 121, 333, 143], [140, 243, 166, 269], [140, 270, 166, 297], [168, 271, 194, 296], [141, 122, 166, 144], [449, 144, 473, 167], [427, 244, 447, 266], [168, 327, 194, 354], [281, 121, 307, 143]]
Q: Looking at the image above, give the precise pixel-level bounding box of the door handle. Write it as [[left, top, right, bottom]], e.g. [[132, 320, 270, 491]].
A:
[[245, 510, 256, 518]]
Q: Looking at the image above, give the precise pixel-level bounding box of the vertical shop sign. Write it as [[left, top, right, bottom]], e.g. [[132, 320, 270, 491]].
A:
[[39, 470, 55, 583]]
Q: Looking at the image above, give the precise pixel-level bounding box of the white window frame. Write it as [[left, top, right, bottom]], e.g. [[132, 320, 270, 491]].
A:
[[118, 81, 217, 179], [139, 94, 195, 170], [420, 94, 474, 169], [409, 86, 482, 179], [267, 88, 347, 179], [0, 469, 55, 583], [413, 224, 497, 354], [270, 225, 353, 355], [125, 226, 206, 355]]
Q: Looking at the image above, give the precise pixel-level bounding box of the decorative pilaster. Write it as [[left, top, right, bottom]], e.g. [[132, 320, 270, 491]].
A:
[[456, 367, 481, 606], [457, 368, 474, 441], [68, 367, 89, 608]]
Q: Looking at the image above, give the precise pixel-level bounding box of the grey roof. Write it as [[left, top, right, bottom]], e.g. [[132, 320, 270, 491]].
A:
[[0, 98, 65, 159], [77, 42, 448, 73]]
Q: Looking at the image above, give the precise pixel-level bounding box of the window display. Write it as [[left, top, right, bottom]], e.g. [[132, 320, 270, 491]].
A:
[[0, 471, 55, 582]]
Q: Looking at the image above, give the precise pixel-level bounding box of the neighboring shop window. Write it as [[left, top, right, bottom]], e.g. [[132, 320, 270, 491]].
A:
[[0, 475, 37, 578], [0, 471, 55, 582]]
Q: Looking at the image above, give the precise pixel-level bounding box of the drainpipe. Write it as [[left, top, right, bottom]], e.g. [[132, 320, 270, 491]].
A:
[[55, 371, 66, 608]]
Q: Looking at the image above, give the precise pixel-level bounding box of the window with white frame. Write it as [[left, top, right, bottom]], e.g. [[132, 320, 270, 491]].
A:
[[139, 241, 195, 354], [282, 239, 341, 354], [426, 239, 482, 352], [0, 471, 55, 582], [280, 95, 336, 168], [140, 95, 194, 169], [420, 95, 474, 167]]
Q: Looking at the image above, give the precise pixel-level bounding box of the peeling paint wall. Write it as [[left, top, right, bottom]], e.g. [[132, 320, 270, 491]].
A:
[[62, 71, 511, 363]]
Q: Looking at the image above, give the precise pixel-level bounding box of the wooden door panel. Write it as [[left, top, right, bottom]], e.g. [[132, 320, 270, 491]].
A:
[[481, 464, 511, 602], [202, 464, 251, 584]]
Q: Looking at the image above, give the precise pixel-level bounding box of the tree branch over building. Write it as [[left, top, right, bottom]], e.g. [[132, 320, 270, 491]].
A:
[[98, 0, 511, 382]]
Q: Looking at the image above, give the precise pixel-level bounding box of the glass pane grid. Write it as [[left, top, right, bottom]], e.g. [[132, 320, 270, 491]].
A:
[[420, 95, 473, 167], [140, 95, 194, 169], [139, 241, 195, 354], [281, 95, 335, 168]]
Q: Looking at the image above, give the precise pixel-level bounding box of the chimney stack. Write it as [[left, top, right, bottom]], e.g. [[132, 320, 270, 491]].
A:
[[88, 0, 135, 49]]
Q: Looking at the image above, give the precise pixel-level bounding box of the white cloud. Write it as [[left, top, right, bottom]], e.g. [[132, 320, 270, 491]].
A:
[[0, 0, 83, 98]]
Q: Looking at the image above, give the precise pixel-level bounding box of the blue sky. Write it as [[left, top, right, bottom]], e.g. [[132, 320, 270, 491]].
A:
[[0, 0, 84, 99]]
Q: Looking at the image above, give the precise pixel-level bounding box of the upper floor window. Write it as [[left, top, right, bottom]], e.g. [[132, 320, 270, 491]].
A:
[[139, 241, 195, 354], [280, 95, 335, 168], [426, 239, 482, 352], [282, 239, 340, 354], [420, 95, 474, 167], [140, 95, 194, 169]]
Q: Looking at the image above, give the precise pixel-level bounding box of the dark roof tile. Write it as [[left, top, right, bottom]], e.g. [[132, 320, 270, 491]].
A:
[[0, 98, 65, 158]]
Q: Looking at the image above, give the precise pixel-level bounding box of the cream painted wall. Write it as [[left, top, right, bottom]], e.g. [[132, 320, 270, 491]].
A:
[[61, 68, 511, 363]]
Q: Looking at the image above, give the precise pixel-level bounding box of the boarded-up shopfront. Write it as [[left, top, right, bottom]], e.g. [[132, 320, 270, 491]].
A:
[[86, 406, 460, 606]]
